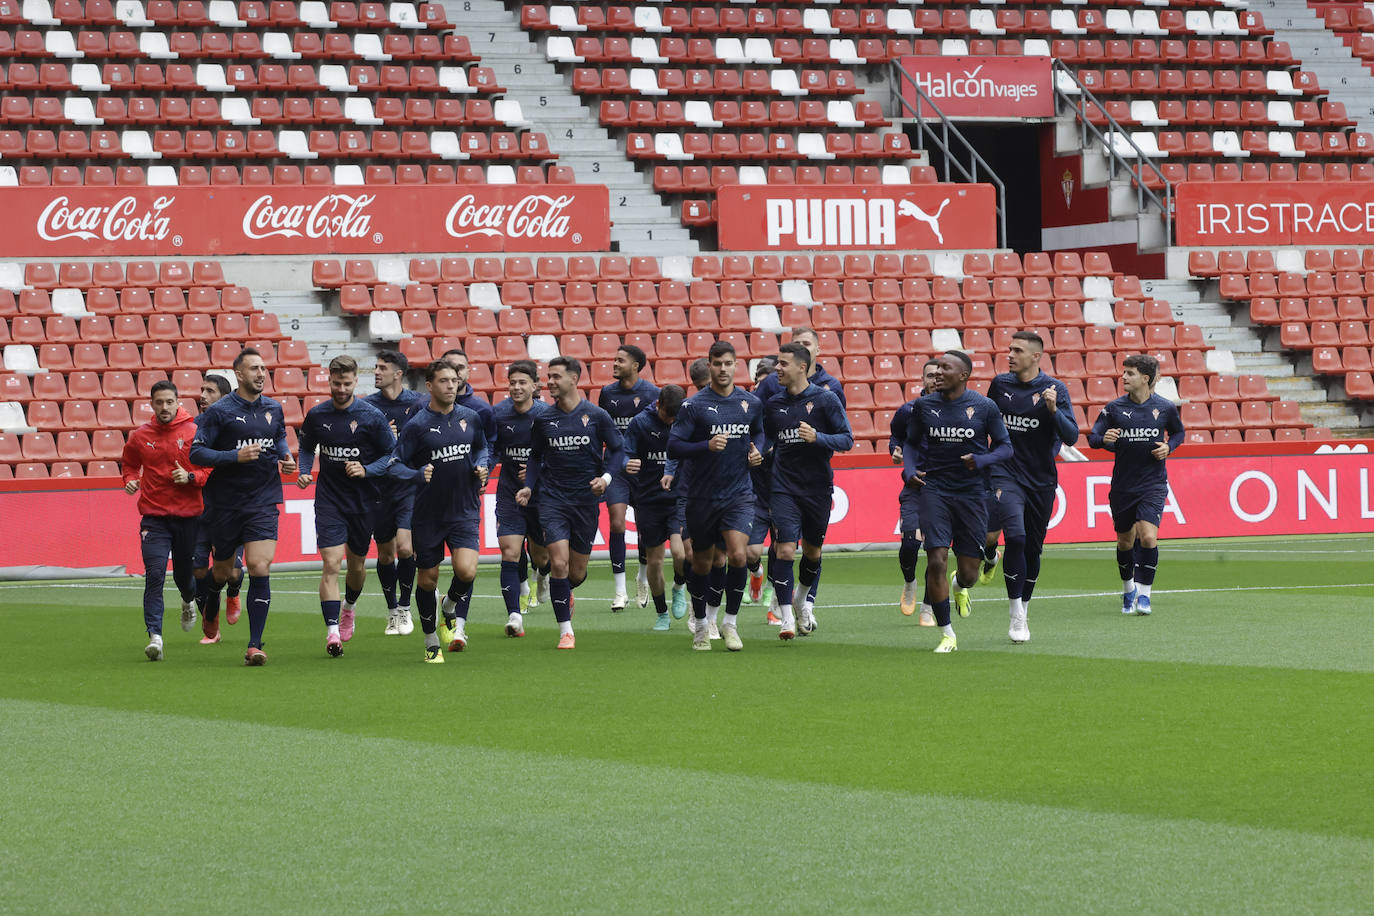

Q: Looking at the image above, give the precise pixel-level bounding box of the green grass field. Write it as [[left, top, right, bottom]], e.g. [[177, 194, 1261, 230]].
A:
[[1, 535, 1371, 914]]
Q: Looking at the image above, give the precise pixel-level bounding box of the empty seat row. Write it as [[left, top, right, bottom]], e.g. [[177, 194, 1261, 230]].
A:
[[1140, 160, 1374, 188], [0, 60, 502, 94], [1191, 248, 1374, 277], [653, 163, 934, 191], [0, 0, 451, 31], [0, 96, 524, 129], [601, 98, 885, 129], [2, 259, 225, 291], [0, 26, 474, 63], [5, 338, 311, 372], [316, 251, 1118, 289], [1, 162, 573, 186], [0, 285, 253, 315], [1, 312, 283, 344], [571, 66, 859, 97], [1084, 99, 1353, 130], [1, 362, 322, 403]]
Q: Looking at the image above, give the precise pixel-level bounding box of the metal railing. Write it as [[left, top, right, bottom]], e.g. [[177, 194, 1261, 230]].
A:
[[889, 59, 1008, 249], [1051, 59, 1173, 244]]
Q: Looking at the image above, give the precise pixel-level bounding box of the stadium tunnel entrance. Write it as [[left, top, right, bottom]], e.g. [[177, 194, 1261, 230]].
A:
[[915, 122, 1043, 255]]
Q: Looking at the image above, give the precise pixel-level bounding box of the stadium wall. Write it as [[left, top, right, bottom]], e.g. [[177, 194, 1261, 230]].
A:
[[3, 446, 1372, 579]]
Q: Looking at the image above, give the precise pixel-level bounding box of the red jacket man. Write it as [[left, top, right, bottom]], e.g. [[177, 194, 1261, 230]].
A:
[[121, 383, 211, 660]]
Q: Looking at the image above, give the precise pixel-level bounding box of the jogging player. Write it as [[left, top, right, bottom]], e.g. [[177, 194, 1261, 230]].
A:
[[517, 356, 625, 650], [764, 342, 853, 640], [296, 356, 397, 658], [365, 349, 426, 636], [903, 351, 1012, 653], [1086, 354, 1184, 617], [191, 373, 244, 643], [598, 344, 659, 611], [982, 332, 1078, 643], [623, 384, 686, 630], [491, 359, 553, 638], [745, 356, 778, 621], [121, 380, 210, 660], [668, 341, 765, 652], [190, 348, 297, 666], [392, 359, 489, 663], [890, 358, 941, 625]]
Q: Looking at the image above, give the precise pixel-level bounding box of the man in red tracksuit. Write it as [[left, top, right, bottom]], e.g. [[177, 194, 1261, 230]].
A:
[[121, 380, 212, 661]]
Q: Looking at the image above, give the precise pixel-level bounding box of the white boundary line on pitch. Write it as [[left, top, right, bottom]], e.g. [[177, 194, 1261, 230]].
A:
[[5, 581, 1374, 608]]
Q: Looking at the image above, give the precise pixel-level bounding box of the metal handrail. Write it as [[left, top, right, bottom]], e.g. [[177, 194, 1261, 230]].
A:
[[1051, 59, 1173, 244], [889, 59, 1008, 249]]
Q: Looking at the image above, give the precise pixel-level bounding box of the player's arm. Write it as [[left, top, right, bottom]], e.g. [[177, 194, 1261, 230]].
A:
[[902, 408, 927, 483], [888, 403, 909, 459], [189, 408, 240, 465], [120, 436, 143, 493], [973, 405, 1013, 468], [296, 416, 317, 477], [1164, 403, 1185, 455], [361, 414, 398, 477], [522, 421, 545, 495], [480, 404, 496, 444], [1086, 407, 1116, 450], [1051, 380, 1079, 445], [814, 394, 853, 451], [749, 400, 766, 457], [388, 424, 425, 481], [667, 404, 709, 458], [622, 419, 643, 474]]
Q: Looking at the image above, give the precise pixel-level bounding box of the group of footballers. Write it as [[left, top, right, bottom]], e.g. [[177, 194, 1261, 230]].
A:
[[124, 323, 1184, 664]]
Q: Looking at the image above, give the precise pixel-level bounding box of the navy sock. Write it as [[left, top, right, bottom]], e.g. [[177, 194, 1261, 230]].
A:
[[377, 561, 398, 609], [984, 542, 999, 564], [500, 560, 521, 613], [772, 558, 795, 607], [245, 575, 270, 648], [416, 586, 437, 635], [652, 591, 667, 614], [195, 573, 213, 617], [609, 531, 626, 574], [1002, 535, 1027, 600], [688, 569, 708, 619], [344, 583, 362, 605], [637, 545, 647, 567], [551, 577, 572, 623], [204, 573, 225, 623], [747, 558, 761, 575], [449, 576, 474, 619], [798, 555, 820, 591], [673, 569, 686, 587], [398, 554, 416, 606], [1116, 548, 1134, 584], [519, 543, 529, 583], [321, 599, 341, 626], [766, 547, 777, 587], [899, 533, 921, 583], [539, 563, 551, 577], [707, 564, 726, 607], [226, 570, 243, 599], [1023, 546, 1042, 603], [724, 564, 748, 616], [1134, 546, 1159, 586], [933, 597, 952, 628]]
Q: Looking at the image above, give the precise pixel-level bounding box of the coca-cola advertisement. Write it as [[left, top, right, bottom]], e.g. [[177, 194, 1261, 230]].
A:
[[716, 184, 997, 251], [898, 56, 1054, 119], [4, 185, 611, 256]]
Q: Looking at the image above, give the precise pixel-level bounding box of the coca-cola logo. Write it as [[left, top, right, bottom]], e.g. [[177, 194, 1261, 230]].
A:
[[241, 193, 376, 240], [38, 195, 175, 242], [444, 193, 574, 240]]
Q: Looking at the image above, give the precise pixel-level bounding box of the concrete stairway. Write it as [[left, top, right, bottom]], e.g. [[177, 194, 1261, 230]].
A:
[[1252, 0, 1374, 131], [438, 0, 698, 255], [1145, 278, 1368, 433]]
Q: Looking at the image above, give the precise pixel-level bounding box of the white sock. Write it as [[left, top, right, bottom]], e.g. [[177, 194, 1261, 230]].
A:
[[1137, 583, 1152, 599], [342, 601, 355, 613], [1123, 578, 1136, 595], [781, 603, 795, 625], [558, 620, 573, 637], [708, 605, 721, 623], [1022, 598, 1031, 616], [425, 633, 439, 649], [920, 602, 933, 616], [519, 581, 530, 598], [613, 571, 626, 593], [441, 596, 456, 616], [941, 624, 955, 638], [637, 565, 648, 586], [1008, 597, 1023, 618], [327, 624, 340, 637], [951, 579, 966, 595], [454, 617, 466, 636], [724, 612, 737, 630]]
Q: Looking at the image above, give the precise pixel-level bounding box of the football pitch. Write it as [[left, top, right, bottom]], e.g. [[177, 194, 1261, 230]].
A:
[[0, 535, 1370, 914]]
